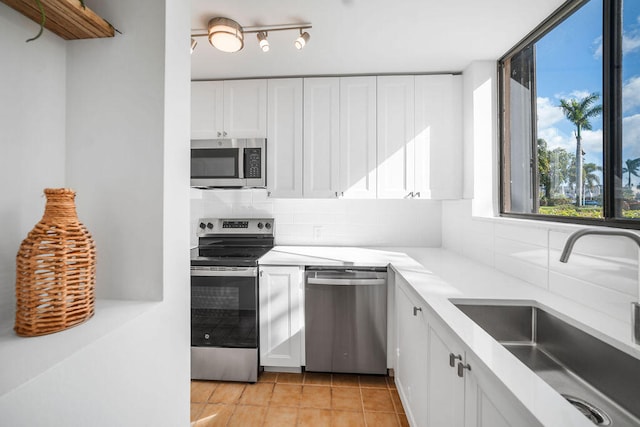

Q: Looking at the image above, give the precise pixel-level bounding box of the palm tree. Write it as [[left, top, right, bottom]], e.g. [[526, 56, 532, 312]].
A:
[[558, 93, 602, 206], [622, 158, 640, 188]]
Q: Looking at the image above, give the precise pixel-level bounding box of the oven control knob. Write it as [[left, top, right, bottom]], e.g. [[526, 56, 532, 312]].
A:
[[204, 333, 210, 340], [265, 222, 272, 230], [199, 222, 206, 229], [257, 222, 264, 229], [206, 222, 213, 229]]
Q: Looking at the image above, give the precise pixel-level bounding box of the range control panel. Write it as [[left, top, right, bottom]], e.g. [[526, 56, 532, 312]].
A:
[[197, 218, 274, 236]]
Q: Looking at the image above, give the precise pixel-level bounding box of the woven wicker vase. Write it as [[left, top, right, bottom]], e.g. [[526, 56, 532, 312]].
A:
[[15, 188, 96, 337]]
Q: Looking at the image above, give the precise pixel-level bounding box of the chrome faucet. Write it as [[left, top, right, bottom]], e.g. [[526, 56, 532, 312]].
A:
[[560, 228, 640, 345]]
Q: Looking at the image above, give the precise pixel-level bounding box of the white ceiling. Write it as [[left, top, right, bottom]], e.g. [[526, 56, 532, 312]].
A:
[[191, 0, 565, 80]]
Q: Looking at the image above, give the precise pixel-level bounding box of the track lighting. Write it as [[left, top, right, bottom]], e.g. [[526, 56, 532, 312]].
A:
[[257, 31, 270, 52], [295, 31, 310, 50], [191, 18, 311, 53]]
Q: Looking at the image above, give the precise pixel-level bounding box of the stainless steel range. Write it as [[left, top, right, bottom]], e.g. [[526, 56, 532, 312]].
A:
[[190, 217, 274, 382]]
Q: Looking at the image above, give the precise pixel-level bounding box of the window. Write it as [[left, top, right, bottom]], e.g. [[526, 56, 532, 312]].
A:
[[500, 0, 640, 226]]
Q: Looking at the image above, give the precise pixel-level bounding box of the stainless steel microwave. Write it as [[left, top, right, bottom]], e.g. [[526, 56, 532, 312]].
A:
[[191, 138, 266, 188]]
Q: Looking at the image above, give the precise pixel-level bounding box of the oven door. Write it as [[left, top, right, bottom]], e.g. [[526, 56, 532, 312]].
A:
[[190, 266, 258, 349]]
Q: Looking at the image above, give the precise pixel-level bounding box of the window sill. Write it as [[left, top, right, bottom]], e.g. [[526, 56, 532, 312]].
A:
[[0, 299, 159, 397]]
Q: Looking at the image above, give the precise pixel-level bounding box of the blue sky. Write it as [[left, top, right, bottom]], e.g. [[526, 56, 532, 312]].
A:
[[535, 0, 640, 184]]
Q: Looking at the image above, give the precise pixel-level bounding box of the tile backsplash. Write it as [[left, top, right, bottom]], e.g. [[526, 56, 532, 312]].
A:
[[191, 188, 442, 248], [442, 199, 638, 324]]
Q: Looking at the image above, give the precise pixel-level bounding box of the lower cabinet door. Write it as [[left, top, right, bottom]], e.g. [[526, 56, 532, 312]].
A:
[[395, 279, 429, 427], [463, 351, 542, 427], [426, 318, 465, 427], [259, 266, 303, 368]]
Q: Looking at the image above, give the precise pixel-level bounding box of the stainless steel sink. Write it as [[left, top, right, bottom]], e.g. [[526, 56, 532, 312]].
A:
[[452, 301, 640, 426]]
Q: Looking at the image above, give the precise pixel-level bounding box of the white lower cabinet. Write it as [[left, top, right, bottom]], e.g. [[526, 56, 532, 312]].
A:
[[259, 266, 304, 369], [395, 275, 540, 427], [396, 278, 429, 426]]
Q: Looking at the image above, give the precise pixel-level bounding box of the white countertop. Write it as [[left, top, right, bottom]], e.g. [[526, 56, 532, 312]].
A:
[[260, 245, 640, 427]]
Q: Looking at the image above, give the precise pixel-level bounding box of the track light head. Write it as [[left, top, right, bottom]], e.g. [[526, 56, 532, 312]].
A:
[[257, 31, 270, 52], [295, 31, 310, 50], [207, 17, 244, 53]]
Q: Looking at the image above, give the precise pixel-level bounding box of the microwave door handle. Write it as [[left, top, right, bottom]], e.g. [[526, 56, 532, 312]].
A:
[[238, 142, 245, 179]]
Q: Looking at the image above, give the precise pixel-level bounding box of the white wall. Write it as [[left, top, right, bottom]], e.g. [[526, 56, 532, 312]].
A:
[[0, 0, 191, 425], [191, 189, 442, 248], [0, 4, 67, 331], [443, 61, 639, 326]]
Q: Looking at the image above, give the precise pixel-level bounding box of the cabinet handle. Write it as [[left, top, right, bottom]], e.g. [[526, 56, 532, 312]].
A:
[[406, 192, 414, 199], [259, 270, 263, 277], [223, 131, 227, 137], [414, 192, 421, 198], [449, 353, 462, 367], [413, 306, 422, 316], [457, 362, 471, 378], [217, 131, 222, 137]]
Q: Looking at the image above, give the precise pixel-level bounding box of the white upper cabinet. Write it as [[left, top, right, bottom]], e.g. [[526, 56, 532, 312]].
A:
[[303, 76, 377, 199], [223, 79, 267, 138], [303, 78, 341, 198], [267, 79, 303, 198], [191, 81, 224, 139], [192, 75, 461, 199], [377, 74, 463, 199], [415, 74, 463, 199], [340, 76, 377, 199], [377, 76, 416, 199], [190, 80, 267, 139]]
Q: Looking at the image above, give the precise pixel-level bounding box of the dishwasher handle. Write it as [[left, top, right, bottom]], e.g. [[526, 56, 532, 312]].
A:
[[306, 277, 386, 286]]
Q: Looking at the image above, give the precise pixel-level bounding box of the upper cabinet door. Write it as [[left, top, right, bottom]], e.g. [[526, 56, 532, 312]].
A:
[[340, 76, 377, 199], [303, 78, 340, 198], [267, 79, 303, 198], [414, 74, 463, 199], [191, 81, 223, 139], [223, 79, 267, 138], [377, 76, 415, 199]]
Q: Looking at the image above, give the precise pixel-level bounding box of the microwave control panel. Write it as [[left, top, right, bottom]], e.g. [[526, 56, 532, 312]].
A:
[[244, 148, 262, 178]]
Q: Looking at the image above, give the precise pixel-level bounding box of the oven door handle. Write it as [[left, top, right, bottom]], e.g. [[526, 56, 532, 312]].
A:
[[190, 267, 257, 277]]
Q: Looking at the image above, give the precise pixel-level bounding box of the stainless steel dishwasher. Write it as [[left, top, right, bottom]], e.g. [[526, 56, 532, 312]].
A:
[[304, 267, 387, 375]]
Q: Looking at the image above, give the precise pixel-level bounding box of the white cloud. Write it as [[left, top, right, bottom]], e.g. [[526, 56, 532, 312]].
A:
[[623, 76, 640, 112], [580, 129, 603, 154], [593, 35, 602, 59], [623, 114, 640, 159], [536, 97, 564, 129], [623, 33, 640, 54], [538, 126, 573, 152]]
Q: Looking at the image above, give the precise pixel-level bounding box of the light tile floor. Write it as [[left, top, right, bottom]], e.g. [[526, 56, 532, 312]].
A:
[[191, 372, 409, 427]]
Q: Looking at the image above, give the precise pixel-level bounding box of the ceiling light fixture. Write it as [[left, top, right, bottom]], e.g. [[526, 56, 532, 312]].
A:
[[257, 31, 270, 52], [192, 19, 312, 53], [294, 30, 310, 50], [207, 17, 244, 53]]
